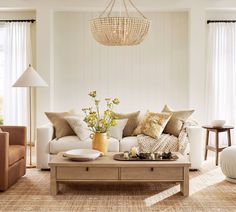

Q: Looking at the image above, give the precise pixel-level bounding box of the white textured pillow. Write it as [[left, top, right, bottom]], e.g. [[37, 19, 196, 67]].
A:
[[65, 116, 91, 141], [108, 119, 128, 140]]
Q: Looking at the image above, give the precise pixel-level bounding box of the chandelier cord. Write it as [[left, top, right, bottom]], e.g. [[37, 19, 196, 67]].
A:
[[99, 0, 115, 18], [123, 0, 129, 17], [99, 0, 147, 19], [127, 0, 147, 19], [107, 0, 116, 17]]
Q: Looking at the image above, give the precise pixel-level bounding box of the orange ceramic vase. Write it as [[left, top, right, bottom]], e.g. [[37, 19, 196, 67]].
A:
[[91, 132, 108, 154]]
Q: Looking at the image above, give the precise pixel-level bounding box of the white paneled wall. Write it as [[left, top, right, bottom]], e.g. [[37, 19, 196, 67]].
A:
[[53, 12, 188, 114]]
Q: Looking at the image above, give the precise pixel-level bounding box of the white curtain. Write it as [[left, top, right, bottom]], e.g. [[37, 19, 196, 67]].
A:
[[206, 23, 236, 144], [3, 22, 32, 126]]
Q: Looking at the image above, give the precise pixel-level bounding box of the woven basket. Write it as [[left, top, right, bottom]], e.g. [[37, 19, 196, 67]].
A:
[[90, 17, 150, 46]]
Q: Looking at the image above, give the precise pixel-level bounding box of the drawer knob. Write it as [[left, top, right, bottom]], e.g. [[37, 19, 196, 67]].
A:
[[150, 167, 154, 172], [86, 167, 89, 172]]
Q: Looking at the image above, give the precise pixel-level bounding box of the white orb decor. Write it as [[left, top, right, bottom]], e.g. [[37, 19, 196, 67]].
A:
[[220, 146, 236, 183]]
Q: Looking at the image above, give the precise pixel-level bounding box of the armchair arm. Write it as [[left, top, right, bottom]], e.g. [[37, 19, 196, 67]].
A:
[[186, 126, 204, 169], [0, 132, 9, 191], [0, 126, 27, 146], [36, 123, 54, 169]]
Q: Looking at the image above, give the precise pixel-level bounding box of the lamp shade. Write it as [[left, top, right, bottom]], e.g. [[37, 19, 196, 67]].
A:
[[13, 65, 48, 87]]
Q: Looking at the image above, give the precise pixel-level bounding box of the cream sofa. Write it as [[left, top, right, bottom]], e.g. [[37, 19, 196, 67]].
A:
[[36, 124, 203, 170]]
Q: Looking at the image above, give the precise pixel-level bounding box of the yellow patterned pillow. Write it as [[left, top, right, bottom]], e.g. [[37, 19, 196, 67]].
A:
[[133, 112, 172, 139]]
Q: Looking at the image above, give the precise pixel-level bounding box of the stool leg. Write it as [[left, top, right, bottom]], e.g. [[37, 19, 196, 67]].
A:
[[205, 129, 210, 160], [216, 132, 219, 166], [227, 129, 232, 147]]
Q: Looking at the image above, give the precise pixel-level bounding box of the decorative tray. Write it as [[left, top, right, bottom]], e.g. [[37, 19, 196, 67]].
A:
[[113, 153, 178, 161]]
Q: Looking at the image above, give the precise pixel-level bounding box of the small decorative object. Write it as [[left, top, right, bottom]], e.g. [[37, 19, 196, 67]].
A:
[[114, 152, 178, 161], [63, 149, 101, 161], [90, 0, 150, 46], [161, 152, 172, 159], [123, 151, 129, 160], [211, 120, 226, 128], [150, 153, 155, 160], [82, 91, 120, 154], [130, 146, 138, 158]]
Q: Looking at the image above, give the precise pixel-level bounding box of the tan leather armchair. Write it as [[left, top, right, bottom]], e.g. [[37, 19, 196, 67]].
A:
[[0, 126, 27, 191]]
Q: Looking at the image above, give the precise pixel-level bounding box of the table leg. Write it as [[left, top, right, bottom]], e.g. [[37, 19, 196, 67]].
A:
[[50, 167, 59, 195], [227, 129, 232, 147], [180, 167, 189, 197], [215, 132, 219, 166], [204, 129, 210, 160]]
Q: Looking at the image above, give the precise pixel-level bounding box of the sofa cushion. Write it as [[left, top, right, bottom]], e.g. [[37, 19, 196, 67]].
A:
[[108, 119, 128, 140], [65, 116, 91, 141], [119, 136, 138, 152], [49, 136, 119, 154], [162, 105, 194, 137], [9, 145, 25, 166], [45, 112, 76, 139], [133, 112, 172, 139], [112, 111, 140, 137]]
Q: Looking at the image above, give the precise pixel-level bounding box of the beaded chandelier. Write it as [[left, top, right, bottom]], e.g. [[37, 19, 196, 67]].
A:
[[90, 0, 150, 46]]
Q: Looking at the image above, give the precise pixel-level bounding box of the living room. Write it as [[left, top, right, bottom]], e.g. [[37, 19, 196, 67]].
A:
[[0, 0, 236, 211]]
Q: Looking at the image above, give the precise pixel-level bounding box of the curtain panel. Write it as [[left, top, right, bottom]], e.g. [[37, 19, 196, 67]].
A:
[[3, 22, 32, 127], [206, 23, 236, 144]]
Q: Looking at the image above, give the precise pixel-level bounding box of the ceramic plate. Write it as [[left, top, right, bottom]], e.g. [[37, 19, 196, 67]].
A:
[[63, 149, 101, 161]]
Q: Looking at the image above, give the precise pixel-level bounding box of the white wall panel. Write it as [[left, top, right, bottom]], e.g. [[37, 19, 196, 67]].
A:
[[53, 12, 188, 114]]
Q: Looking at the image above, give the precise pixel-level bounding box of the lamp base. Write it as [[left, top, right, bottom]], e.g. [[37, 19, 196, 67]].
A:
[[27, 164, 36, 169]]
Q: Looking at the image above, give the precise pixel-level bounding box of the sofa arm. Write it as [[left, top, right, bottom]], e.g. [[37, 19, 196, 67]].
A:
[[186, 126, 204, 169], [36, 123, 54, 169], [0, 132, 9, 190], [0, 126, 26, 146]]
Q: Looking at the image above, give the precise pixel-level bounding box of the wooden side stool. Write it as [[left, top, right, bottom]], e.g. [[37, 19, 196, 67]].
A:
[[202, 125, 234, 166]]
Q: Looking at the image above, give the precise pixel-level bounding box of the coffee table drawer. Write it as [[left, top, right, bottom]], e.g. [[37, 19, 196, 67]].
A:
[[57, 167, 119, 180], [121, 167, 183, 180]]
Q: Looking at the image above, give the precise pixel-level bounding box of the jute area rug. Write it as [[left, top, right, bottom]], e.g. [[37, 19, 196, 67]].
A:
[[0, 158, 236, 212]]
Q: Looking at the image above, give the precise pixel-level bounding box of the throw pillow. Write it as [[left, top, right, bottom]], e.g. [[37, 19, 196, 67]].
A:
[[45, 112, 76, 139], [162, 105, 194, 137], [112, 111, 140, 137], [133, 112, 172, 139], [65, 116, 91, 141], [108, 119, 128, 140]]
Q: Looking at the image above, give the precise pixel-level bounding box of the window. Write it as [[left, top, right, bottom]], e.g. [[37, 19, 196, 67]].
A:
[[0, 25, 6, 125]]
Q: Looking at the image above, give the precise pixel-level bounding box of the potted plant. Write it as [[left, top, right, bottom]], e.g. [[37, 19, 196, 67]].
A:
[[82, 91, 120, 154]]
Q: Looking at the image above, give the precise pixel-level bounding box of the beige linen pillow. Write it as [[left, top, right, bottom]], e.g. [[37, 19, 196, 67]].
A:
[[133, 112, 172, 139], [45, 112, 76, 139], [65, 116, 91, 141], [108, 119, 128, 140], [112, 111, 140, 137], [162, 105, 194, 137]]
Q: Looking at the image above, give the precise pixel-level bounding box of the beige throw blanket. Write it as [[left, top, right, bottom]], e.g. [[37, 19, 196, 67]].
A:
[[137, 120, 197, 154]]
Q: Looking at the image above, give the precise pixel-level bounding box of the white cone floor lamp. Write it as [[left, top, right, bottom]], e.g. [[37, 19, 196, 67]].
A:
[[13, 64, 48, 168]]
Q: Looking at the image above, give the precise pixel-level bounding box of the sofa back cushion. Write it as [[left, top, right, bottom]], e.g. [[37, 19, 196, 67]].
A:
[[112, 111, 140, 137], [162, 105, 194, 137], [45, 112, 75, 139], [108, 119, 128, 140], [65, 116, 91, 141]]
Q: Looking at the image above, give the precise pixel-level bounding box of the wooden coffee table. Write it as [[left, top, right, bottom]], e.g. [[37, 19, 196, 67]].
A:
[[49, 152, 190, 196]]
